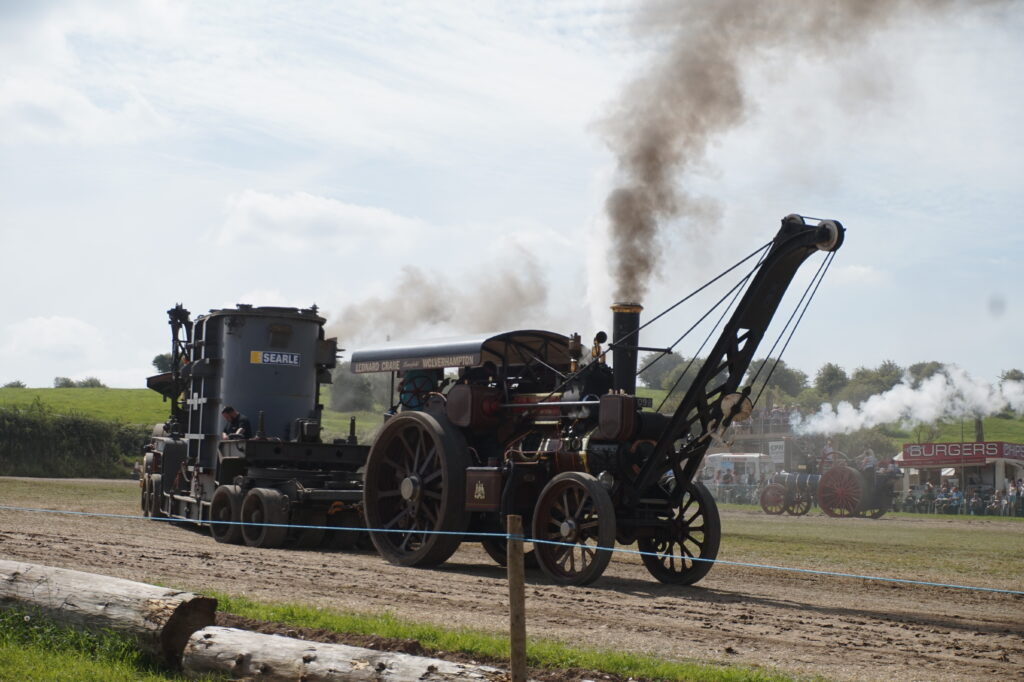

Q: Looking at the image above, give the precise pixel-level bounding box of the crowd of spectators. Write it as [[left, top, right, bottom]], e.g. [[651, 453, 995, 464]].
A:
[[732, 405, 805, 434], [899, 478, 1024, 516]]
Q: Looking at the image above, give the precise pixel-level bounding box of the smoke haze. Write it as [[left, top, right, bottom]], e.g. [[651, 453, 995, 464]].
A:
[[794, 367, 1024, 435], [601, 0, 963, 302], [327, 254, 549, 346]]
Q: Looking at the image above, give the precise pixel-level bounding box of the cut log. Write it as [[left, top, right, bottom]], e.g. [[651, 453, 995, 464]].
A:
[[183, 626, 507, 681], [0, 559, 215, 666]]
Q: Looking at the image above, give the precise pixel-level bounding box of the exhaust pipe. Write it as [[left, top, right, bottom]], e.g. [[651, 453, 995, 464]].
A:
[[610, 302, 642, 395]]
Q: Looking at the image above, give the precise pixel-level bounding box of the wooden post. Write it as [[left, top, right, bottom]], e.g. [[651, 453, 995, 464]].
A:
[[506, 514, 527, 682]]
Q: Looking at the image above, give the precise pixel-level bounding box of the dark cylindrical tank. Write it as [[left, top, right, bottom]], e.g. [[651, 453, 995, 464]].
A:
[[192, 305, 331, 441], [611, 302, 642, 395]]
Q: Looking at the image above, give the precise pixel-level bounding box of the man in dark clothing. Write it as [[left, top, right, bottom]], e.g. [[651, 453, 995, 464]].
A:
[[221, 406, 252, 439]]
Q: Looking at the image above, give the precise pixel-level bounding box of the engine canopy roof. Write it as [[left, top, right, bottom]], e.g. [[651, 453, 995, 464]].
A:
[[349, 329, 571, 374]]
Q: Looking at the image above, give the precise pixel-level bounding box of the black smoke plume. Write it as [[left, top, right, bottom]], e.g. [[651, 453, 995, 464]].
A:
[[602, 0, 966, 302]]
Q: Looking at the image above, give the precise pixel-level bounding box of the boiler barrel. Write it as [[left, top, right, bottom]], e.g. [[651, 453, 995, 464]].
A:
[[772, 471, 820, 492]]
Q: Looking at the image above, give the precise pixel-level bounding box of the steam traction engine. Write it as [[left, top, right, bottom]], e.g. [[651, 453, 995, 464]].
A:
[[760, 453, 900, 519], [352, 214, 844, 585], [141, 304, 368, 547]]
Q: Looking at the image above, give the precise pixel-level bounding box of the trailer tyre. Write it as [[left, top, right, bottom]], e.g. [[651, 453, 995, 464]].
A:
[[210, 485, 244, 544], [240, 488, 289, 548], [148, 474, 166, 519], [141, 476, 151, 517]]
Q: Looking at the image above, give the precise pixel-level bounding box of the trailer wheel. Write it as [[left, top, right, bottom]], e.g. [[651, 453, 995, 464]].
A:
[[532, 472, 616, 586], [817, 465, 863, 518], [363, 411, 470, 567], [147, 474, 166, 519], [759, 484, 786, 515], [141, 476, 151, 517], [638, 480, 721, 585], [210, 485, 244, 544], [240, 488, 288, 548]]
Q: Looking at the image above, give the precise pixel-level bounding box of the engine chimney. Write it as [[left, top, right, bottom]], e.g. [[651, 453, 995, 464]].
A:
[[611, 302, 642, 395]]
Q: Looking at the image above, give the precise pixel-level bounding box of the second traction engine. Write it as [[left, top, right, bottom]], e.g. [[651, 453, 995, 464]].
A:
[[352, 214, 845, 585]]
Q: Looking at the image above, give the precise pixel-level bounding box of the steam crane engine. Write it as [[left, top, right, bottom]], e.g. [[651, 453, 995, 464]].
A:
[[351, 214, 844, 586]]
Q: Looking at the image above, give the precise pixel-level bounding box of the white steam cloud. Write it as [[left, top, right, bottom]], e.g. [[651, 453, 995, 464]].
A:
[[794, 367, 1024, 435]]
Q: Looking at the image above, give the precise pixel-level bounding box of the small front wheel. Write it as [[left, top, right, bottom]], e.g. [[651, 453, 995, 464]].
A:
[[638, 481, 721, 585], [532, 472, 616, 586], [759, 484, 786, 515]]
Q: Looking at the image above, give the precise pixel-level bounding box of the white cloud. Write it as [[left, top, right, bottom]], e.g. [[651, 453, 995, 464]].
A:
[[1, 316, 104, 357], [830, 264, 886, 286], [0, 78, 167, 145], [232, 289, 317, 311], [0, 316, 106, 387], [217, 190, 426, 253]]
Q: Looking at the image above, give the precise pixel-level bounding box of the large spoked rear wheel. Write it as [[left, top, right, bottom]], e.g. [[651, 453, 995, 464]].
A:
[[817, 465, 864, 518], [363, 412, 470, 567], [638, 480, 721, 585], [240, 487, 289, 548], [210, 484, 244, 544], [759, 484, 786, 515], [532, 472, 616, 586]]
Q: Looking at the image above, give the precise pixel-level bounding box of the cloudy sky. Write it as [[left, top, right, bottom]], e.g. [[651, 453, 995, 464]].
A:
[[1, 0, 1021, 389]]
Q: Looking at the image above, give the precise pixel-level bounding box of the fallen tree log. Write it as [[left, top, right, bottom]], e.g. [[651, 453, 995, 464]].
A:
[[0, 559, 215, 666], [183, 626, 507, 681]]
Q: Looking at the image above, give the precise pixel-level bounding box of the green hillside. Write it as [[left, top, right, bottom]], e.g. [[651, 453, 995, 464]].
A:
[[0, 388, 168, 425], [932, 415, 1024, 443], [3, 386, 1022, 446]]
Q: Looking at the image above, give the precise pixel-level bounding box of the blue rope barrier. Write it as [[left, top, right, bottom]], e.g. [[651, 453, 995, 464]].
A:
[[2, 504, 1022, 596]]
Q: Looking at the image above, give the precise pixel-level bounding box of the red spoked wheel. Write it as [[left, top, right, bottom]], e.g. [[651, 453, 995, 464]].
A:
[[817, 465, 864, 517], [760, 484, 787, 515], [784, 493, 812, 516]]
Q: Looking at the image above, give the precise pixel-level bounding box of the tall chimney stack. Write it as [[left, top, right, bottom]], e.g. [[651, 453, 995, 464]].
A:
[[611, 302, 642, 395]]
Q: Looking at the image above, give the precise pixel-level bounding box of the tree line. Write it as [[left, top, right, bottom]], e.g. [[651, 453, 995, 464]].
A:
[[640, 352, 1023, 411]]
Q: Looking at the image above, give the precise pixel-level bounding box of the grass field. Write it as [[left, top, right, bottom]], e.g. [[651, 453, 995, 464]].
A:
[[7, 386, 1022, 445], [716, 504, 1023, 589], [0, 608, 203, 682], [0, 388, 168, 425]]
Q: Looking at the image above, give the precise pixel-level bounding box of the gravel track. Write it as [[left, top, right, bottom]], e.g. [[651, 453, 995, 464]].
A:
[[0, 479, 1021, 681]]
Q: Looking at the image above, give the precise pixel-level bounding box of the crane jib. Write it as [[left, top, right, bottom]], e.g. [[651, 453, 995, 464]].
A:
[[631, 214, 844, 506]]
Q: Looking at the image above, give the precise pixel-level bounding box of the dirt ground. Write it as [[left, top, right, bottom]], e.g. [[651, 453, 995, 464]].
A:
[[1, 479, 1021, 681]]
